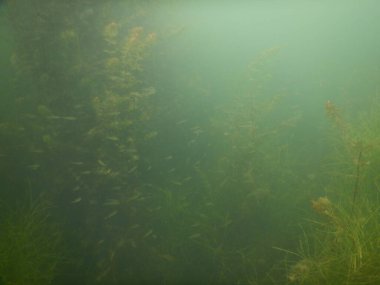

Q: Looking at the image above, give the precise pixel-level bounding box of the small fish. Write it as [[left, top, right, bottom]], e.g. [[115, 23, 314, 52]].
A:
[[143, 86, 156, 96], [28, 164, 40, 170], [127, 192, 141, 202], [62, 116, 77, 121], [103, 199, 120, 206], [176, 119, 188, 125], [143, 229, 153, 238], [47, 115, 62, 120], [191, 126, 203, 136], [144, 131, 158, 139], [104, 210, 118, 219], [128, 166, 137, 173], [189, 233, 201, 239], [72, 186, 80, 192], [159, 254, 176, 262], [71, 197, 82, 203], [97, 160, 106, 166], [30, 149, 44, 153], [126, 148, 138, 154], [148, 206, 162, 212], [130, 224, 140, 229], [106, 136, 119, 141]]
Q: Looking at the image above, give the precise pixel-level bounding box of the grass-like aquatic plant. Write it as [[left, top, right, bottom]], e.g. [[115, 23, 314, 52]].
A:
[[285, 197, 380, 285], [0, 196, 63, 285], [283, 98, 380, 285]]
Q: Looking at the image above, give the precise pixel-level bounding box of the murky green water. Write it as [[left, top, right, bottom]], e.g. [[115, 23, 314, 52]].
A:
[[1, 1, 380, 284]]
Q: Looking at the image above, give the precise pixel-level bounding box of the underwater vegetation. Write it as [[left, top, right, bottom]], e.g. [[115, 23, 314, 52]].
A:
[[1, 1, 380, 284], [287, 196, 380, 285], [285, 99, 380, 285], [3, 1, 158, 284], [0, 197, 63, 285]]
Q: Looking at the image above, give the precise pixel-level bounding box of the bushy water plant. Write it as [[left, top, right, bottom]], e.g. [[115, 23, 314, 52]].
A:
[[287, 97, 380, 285]]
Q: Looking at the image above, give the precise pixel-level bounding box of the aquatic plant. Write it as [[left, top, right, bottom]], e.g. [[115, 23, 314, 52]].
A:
[[286, 196, 380, 285], [5, 1, 158, 283], [0, 197, 63, 285], [171, 47, 305, 285], [285, 97, 380, 285], [323, 100, 377, 213]]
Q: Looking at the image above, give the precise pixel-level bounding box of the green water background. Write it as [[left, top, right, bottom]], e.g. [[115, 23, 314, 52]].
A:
[[0, 1, 380, 284]]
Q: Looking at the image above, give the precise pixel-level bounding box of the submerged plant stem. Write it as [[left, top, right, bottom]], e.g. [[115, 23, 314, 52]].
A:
[[351, 146, 362, 215]]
